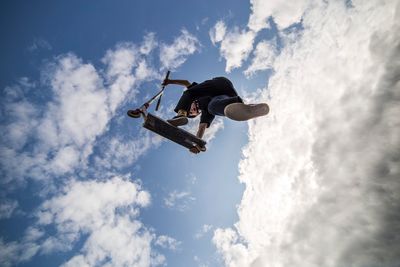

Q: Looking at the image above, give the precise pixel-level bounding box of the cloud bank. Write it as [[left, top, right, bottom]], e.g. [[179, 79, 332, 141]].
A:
[[210, 0, 309, 73], [1, 30, 200, 266], [210, 23, 256, 73], [160, 29, 201, 70], [0, 45, 145, 186], [0, 177, 175, 267], [0, 30, 200, 187], [213, 0, 400, 266]]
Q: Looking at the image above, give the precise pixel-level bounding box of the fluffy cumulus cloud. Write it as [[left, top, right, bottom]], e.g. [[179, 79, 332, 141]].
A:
[[0, 30, 199, 266], [0, 33, 165, 186], [1, 29, 200, 187], [94, 132, 162, 172], [160, 29, 201, 70], [210, 0, 310, 73], [213, 0, 400, 267], [244, 38, 278, 77], [248, 0, 309, 31], [209, 24, 256, 73], [0, 177, 176, 267], [209, 20, 227, 45]]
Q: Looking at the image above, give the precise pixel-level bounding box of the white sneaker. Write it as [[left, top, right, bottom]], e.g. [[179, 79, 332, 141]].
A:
[[224, 103, 269, 121]]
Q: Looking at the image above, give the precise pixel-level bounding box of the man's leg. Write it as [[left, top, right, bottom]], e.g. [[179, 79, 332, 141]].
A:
[[208, 95, 243, 116]]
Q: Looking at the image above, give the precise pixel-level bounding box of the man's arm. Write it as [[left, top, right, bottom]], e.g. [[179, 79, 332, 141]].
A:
[[189, 123, 207, 154], [163, 79, 191, 87], [196, 123, 207, 139]]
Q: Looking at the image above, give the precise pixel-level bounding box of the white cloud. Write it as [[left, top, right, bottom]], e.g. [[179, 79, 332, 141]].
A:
[[94, 131, 162, 171], [1, 53, 113, 181], [1, 100, 38, 151], [0, 177, 172, 267], [0, 30, 196, 266], [40, 177, 157, 267], [28, 38, 52, 52], [0, 200, 18, 219], [103, 43, 138, 78], [209, 20, 227, 45], [214, 1, 400, 267], [248, 0, 309, 31], [51, 145, 80, 175], [211, 26, 256, 72], [164, 190, 195, 211], [213, 228, 251, 267], [160, 29, 201, 70], [41, 54, 110, 175], [244, 39, 278, 77], [203, 117, 224, 144], [0, 227, 45, 267], [194, 224, 213, 239], [210, 0, 310, 72], [194, 255, 210, 267], [140, 32, 158, 55], [135, 59, 158, 81], [155, 235, 181, 251], [102, 43, 139, 111], [0, 36, 160, 185]]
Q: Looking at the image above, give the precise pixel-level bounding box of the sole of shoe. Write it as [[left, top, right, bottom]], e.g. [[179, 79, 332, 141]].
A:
[[167, 117, 189, 127], [224, 103, 269, 121]]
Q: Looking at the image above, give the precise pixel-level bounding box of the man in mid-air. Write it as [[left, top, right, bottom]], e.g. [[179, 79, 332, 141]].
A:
[[163, 76, 269, 154]]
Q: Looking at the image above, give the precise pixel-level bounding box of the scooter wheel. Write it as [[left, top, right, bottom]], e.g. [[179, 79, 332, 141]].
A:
[[127, 109, 142, 118]]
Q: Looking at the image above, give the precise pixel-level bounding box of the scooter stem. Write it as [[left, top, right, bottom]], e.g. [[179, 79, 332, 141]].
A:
[[155, 70, 170, 111]]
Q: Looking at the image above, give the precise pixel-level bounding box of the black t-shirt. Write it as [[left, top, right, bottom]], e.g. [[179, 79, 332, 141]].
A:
[[197, 96, 215, 127], [187, 82, 215, 127]]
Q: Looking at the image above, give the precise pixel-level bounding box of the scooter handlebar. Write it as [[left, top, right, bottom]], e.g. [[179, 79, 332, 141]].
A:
[[165, 70, 170, 80], [156, 70, 171, 111], [163, 70, 170, 88]]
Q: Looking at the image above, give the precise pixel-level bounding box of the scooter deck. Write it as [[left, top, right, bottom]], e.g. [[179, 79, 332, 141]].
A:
[[143, 113, 206, 149]]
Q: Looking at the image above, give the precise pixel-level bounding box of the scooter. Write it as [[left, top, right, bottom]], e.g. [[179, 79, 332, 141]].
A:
[[126, 71, 207, 151], [127, 70, 171, 119]]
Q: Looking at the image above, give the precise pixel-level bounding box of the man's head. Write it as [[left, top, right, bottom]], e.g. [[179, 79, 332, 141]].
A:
[[188, 101, 200, 118]]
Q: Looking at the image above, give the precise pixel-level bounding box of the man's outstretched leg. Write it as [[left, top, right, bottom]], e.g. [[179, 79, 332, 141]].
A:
[[224, 103, 269, 121]]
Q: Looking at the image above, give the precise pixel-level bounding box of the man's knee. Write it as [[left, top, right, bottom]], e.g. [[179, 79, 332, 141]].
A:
[[208, 96, 227, 116], [207, 100, 218, 115]]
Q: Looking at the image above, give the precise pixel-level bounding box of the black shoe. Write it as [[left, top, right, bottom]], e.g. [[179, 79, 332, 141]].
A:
[[167, 115, 189, 127]]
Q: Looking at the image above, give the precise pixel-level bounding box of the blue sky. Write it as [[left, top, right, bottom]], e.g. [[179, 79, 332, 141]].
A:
[[1, 1, 399, 267]]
